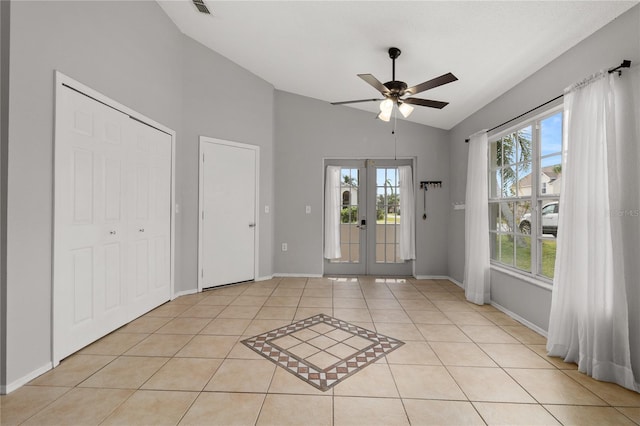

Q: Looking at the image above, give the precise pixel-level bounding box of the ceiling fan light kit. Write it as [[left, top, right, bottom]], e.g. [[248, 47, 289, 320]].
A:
[[398, 102, 414, 118], [332, 47, 458, 121]]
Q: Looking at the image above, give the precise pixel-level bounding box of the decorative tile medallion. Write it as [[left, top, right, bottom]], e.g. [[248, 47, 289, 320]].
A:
[[241, 314, 404, 391]]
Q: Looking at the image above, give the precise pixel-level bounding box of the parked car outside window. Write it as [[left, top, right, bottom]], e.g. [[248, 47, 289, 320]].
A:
[[519, 201, 559, 237]]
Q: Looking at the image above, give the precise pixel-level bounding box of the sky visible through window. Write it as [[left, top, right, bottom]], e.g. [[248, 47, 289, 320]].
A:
[[541, 112, 563, 167], [514, 111, 562, 180]]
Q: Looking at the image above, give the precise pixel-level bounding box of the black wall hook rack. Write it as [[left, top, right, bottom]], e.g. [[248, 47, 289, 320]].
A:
[[420, 181, 441, 220], [420, 181, 442, 189]]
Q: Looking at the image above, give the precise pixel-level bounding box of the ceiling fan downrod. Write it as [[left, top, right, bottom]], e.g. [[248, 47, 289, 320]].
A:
[[389, 47, 401, 82]]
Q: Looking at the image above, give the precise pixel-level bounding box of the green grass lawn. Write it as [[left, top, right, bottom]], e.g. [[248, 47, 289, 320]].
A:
[[497, 234, 556, 278], [377, 214, 400, 224]]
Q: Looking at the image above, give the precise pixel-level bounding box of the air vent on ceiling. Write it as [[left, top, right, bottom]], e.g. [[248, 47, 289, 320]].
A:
[[192, 0, 211, 14]]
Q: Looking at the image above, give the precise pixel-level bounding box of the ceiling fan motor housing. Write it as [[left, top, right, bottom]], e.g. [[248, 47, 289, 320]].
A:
[[384, 80, 408, 99]]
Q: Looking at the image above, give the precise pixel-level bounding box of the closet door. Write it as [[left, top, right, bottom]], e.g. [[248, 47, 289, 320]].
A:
[[54, 82, 172, 362], [126, 119, 172, 318], [54, 87, 129, 361]]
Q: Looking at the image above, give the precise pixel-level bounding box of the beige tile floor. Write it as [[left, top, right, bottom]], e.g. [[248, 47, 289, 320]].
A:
[[2, 277, 640, 425]]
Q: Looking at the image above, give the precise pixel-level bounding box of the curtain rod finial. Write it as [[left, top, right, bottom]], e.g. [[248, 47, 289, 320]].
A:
[[609, 59, 632, 75]]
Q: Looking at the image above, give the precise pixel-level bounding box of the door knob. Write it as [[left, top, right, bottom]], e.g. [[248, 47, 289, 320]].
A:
[[248, 223, 256, 228], [109, 230, 117, 235], [139, 228, 145, 232]]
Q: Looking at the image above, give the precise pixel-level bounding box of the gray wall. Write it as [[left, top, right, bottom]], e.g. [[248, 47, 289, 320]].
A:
[[179, 37, 274, 291], [274, 91, 450, 277], [0, 0, 10, 389], [4, 0, 275, 389], [5, 0, 183, 390], [447, 4, 640, 330]]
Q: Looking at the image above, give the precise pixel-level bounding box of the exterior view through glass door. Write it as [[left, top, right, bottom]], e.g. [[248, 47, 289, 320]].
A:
[[324, 159, 413, 276]]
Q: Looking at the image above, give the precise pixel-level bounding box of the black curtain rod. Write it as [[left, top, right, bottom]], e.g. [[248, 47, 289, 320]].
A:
[[465, 59, 632, 143]]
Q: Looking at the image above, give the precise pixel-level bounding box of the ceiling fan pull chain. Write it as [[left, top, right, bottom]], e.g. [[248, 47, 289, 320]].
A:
[[393, 109, 398, 160]]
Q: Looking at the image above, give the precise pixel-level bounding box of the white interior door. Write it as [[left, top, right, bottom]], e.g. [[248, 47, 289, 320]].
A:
[[54, 81, 172, 362], [200, 138, 258, 289]]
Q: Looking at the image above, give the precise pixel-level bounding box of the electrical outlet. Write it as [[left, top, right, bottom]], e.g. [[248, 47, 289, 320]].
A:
[[281, 243, 288, 252], [305, 205, 311, 214]]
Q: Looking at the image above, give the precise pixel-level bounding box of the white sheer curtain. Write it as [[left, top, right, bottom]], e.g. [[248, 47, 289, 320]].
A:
[[612, 66, 640, 390], [324, 166, 342, 259], [398, 165, 415, 260], [464, 131, 490, 305], [547, 69, 639, 392]]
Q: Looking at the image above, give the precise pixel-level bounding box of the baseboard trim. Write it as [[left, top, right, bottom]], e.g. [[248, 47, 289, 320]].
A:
[[490, 301, 549, 338], [173, 288, 198, 299], [2, 362, 53, 395], [255, 275, 274, 282], [414, 275, 464, 289], [447, 277, 464, 288], [273, 273, 324, 278], [414, 275, 450, 280]]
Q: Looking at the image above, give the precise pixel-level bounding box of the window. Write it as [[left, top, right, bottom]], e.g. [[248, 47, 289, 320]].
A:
[[488, 109, 563, 280]]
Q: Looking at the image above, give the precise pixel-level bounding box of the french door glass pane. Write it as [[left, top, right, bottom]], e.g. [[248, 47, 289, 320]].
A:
[[333, 168, 360, 263], [376, 167, 402, 263]]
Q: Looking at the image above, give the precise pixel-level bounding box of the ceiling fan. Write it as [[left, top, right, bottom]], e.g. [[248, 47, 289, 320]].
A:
[[331, 47, 458, 121]]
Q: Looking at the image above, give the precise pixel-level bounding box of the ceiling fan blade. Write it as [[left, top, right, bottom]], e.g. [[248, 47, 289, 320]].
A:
[[331, 98, 384, 105], [403, 98, 449, 109], [405, 72, 458, 96], [357, 74, 391, 95]]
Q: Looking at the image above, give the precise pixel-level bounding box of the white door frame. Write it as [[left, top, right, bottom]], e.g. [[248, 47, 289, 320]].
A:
[[198, 136, 260, 292], [53, 71, 177, 366]]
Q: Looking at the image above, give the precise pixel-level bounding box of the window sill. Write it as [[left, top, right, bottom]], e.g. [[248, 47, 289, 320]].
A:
[[490, 264, 553, 292]]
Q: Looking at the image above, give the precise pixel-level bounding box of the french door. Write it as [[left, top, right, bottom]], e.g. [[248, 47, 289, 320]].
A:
[[324, 159, 413, 276]]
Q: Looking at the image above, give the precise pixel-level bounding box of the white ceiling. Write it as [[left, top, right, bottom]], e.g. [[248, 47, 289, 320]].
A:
[[158, 1, 637, 130]]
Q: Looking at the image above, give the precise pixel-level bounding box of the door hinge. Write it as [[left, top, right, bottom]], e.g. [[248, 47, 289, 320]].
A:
[[202, 153, 205, 163], [201, 269, 204, 278], [202, 211, 204, 220]]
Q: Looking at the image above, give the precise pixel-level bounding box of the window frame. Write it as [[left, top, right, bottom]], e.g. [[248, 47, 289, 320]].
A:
[[488, 105, 563, 283]]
